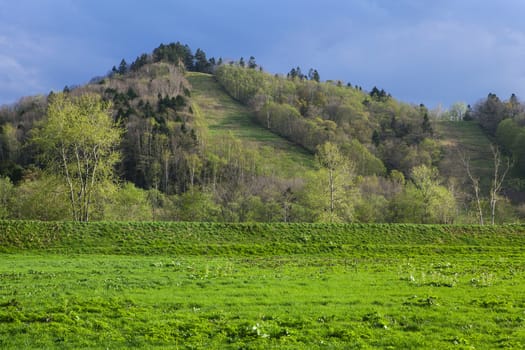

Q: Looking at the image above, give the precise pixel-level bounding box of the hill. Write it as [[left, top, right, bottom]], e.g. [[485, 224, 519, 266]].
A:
[[0, 41, 523, 223]]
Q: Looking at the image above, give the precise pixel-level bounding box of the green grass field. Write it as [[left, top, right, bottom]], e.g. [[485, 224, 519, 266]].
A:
[[1, 222, 525, 349], [187, 72, 314, 177]]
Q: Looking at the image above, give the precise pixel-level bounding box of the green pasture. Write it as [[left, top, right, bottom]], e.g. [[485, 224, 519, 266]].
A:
[[1, 222, 524, 349]]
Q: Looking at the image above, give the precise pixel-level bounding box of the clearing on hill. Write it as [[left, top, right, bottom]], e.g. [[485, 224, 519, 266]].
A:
[[187, 72, 315, 177], [437, 120, 494, 189]]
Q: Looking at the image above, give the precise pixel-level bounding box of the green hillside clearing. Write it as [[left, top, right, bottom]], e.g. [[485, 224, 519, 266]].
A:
[[437, 121, 494, 189], [187, 72, 315, 177]]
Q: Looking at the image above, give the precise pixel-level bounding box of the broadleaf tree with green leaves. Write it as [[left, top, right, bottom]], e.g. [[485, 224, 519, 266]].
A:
[[315, 141, 356, 222], [33, 93, 122, 221]]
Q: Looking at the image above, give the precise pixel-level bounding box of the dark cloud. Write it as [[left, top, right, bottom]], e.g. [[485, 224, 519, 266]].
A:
[[1, 0, 525, 108]]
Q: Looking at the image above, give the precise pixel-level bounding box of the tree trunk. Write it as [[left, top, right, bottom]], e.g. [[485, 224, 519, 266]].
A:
[[329, 168, 335, 222], [461, 150, 484, 225], [489, 145, 510, 225]]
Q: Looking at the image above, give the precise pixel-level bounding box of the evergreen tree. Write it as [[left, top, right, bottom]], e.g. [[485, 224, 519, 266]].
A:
[[248, 56, 257, 69], [118, 59, 128, 75], [422, 113, 433, 135], [372, 130, 381, 147], [308, 68, 320, 82], [194, 48, 210, 73]]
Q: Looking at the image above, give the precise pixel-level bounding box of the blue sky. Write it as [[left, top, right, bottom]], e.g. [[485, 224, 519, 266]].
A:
[[1, 0, 525, 108]]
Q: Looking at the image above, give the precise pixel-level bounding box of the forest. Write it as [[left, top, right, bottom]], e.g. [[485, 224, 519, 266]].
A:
[[0, 41, 524, 224]]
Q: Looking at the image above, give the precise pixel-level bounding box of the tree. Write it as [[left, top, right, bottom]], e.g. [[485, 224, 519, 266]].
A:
[[174, 189, 219, 221], [118, 59, 128, 75], [510, 130, 525, 174], [185, 152, 203, 191], [308, 68, 320, 82], [409, 165, 456, 223], [33, 93, 122, 221], [248, 56, 257, 69], [103, 182, 153, 221], [471, 93, 506, 135], [369, 86, 389, 102], [421, 112, 433, 135], [287, 66, 304, 80], [489, 145, 511, 225], [506, 93, 524, 120], [448, 102, 467, 121], [10, 174, 71, 221], [372, 130, 381, 147], [460, 151, 484, 225], [194, 48, 210, 73], [0, 176, 13, 218], [495, 118, 519, 152], [315, 142, 355, 222]]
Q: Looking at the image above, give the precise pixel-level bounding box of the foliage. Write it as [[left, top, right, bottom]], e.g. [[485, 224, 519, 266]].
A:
[[409, 165, 456, 223], [0, 177, 13, 218], [32, 93, 122, 221], [9, 175, 70, 221], [215, 63, 441, 177], [152, 42, 194, 70], [314, 142, 357, 222], [3, 41, 525, 223], [102, 182, 153, 221], [173, 189, 220, 222]]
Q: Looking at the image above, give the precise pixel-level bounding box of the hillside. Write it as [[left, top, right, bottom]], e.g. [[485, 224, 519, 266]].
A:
[[187, 72, 315, 177], [0, 41, 524, 223], [436, 121, 494, 189]]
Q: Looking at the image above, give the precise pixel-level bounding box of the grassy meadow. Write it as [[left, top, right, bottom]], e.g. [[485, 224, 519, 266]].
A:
[[1, 222, 525, 349]]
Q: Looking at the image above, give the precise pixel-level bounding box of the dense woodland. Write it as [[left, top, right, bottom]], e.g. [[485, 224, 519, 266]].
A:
[[0, 42, 524, 224]]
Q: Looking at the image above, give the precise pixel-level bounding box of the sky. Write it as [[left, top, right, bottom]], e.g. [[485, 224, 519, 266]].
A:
[[1, 0, 525, 108]]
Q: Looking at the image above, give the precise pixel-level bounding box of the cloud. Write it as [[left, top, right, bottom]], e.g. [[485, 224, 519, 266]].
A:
[[297, 16, 525, 106], [1, 0, 525, 108], [0, 17, 115, 104], [0, 31, 48, 104]]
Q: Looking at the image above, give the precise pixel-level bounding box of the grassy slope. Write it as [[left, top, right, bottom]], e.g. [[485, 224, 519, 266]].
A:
[[187, 73, 495, 185], [2, 221, 525, 254], [436, 121, 494, 189], [187, 72, 315, 177]]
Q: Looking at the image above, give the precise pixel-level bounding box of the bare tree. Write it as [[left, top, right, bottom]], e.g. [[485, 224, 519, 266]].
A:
[[459, 150, 484, 225], [489, 145, 511, 225]]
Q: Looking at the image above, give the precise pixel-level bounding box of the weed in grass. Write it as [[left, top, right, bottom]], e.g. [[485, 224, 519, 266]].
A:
[[470, 272, 495, 287], [362, 311, 390, 329]]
